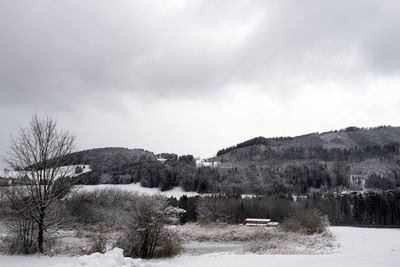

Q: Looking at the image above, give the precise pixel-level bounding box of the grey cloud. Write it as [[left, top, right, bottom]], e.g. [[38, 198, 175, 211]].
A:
[[360, 5, 400, 74], [0, 0, 399, 111]]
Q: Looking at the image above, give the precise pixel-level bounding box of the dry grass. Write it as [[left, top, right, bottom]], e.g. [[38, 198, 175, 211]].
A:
[[86, 233, 107, 254], [281, 207, 328, 235], [246, 229, 335, 254], [177, 222, 262, 242], [177, 222, 336, 255]]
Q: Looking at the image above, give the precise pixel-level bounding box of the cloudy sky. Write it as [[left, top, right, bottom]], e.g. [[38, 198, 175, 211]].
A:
[[1, 0, 400, 166]]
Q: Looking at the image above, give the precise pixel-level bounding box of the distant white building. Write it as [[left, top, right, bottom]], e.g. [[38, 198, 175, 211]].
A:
[[350, 174, 367, 190], [157, 158, 167, 164], [196, 158, 221, 168]]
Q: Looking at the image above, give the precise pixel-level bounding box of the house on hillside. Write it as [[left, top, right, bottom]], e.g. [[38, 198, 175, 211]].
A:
[[349, 174, 367, 190], [196, 158, 221, 168], [157, 157, 167, 164]]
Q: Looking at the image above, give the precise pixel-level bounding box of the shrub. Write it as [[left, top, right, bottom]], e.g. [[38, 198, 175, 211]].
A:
[[63, 189, 136, 227], [115, 195, 182, 258], [156, 230, 183, 257], [1, 217, 38, 254], [116, 228, 182, 258], [87, 233, 107, 254], [281, 207, 327, 234]]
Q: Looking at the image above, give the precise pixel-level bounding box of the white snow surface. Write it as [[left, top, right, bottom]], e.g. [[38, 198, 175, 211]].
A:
[[77, 183, 199, 198], [0, 165, 91, 180], [0, 227, 399, 267], [55, 248, 134, 267]]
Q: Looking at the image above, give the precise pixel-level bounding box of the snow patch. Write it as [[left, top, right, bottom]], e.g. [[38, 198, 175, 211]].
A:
[[55, 248, 134, 267], [0, 165, 91, 179], [78, 183, 199, 198], [1, 227, 400, 267]]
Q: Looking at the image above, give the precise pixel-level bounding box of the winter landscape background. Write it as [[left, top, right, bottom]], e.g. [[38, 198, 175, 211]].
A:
[[1, 0, 400, 266]]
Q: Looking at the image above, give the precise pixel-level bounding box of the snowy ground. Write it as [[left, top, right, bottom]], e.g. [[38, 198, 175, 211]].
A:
[[175, 223, 336, 255], [77, 184, 199, 198], [0, 165, 91, 180], [77, 184, 265, 199], [0, 227, 399, 267], [183, 241, 244, 255]]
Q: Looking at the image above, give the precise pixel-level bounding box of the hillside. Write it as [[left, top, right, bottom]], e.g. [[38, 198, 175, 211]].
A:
[[63, 147, 157, 167], [217, 126, 400, 161], [65, 148, 203, 191], [2, 126, 399, 227], [34, 126, 400, 196], [212, 126, 400, 195]]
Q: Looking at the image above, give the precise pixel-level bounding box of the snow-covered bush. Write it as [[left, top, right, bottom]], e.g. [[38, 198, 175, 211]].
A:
[[0, 217, 37, 254], [115, 195, 183, 258], [86, 233, 107, 254], [63, 189, 136, 227], [0, 195, 38, 254], [281, 207, 327, 234], [155, 228, 183, 257]]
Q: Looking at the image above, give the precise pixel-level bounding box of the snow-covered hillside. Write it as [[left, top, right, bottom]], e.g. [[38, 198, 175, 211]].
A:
[[0, 165, 91, 180], [0, 227, 399, 267], [77, 183, 199, 198]]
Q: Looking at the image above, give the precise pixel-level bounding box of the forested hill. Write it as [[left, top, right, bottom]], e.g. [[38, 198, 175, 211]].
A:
[[65, 147, 201, 191], [56, 126, 400, 195], [63, 147, 157, 168], [217, 126, 400, 162]]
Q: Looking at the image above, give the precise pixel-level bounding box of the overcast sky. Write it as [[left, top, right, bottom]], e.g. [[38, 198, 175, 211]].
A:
[[1, 0, 400, 167]]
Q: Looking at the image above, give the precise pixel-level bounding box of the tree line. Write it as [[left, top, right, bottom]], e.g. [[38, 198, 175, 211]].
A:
[[169, 191, 400, 226]]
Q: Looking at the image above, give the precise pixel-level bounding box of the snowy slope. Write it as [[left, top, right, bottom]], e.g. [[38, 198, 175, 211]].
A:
[[0, 227, 399, 267], [77, 183, 199, 198], [0, 165, 91, 179]]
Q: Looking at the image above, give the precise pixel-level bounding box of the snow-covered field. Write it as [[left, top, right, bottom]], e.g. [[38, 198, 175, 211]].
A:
[[1, 227, 399, 267], [0, 165, 91, 180], [176, 223, 335, 255], [77, 184, 199, 198], [77, 184, 263, 199]]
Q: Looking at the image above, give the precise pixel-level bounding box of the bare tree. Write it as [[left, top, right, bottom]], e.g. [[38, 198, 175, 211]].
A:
[[3, 115, 76, 253]]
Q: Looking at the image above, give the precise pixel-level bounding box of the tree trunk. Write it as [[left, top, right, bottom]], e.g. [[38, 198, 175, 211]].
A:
[[38, 207, 45, 253]]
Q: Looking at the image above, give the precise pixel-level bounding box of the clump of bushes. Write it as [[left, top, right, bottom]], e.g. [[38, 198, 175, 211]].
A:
[[63, 189, 135, 227], [115, 195, 183, 258], [1, 230, 37, 255], [63, 190, 183, 258], [281, 207, 328, 234], [86, 233, 107, 254], [0, 210, 38, 255], [157, 230, 183, 257], [117, 228, 182, 259]]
